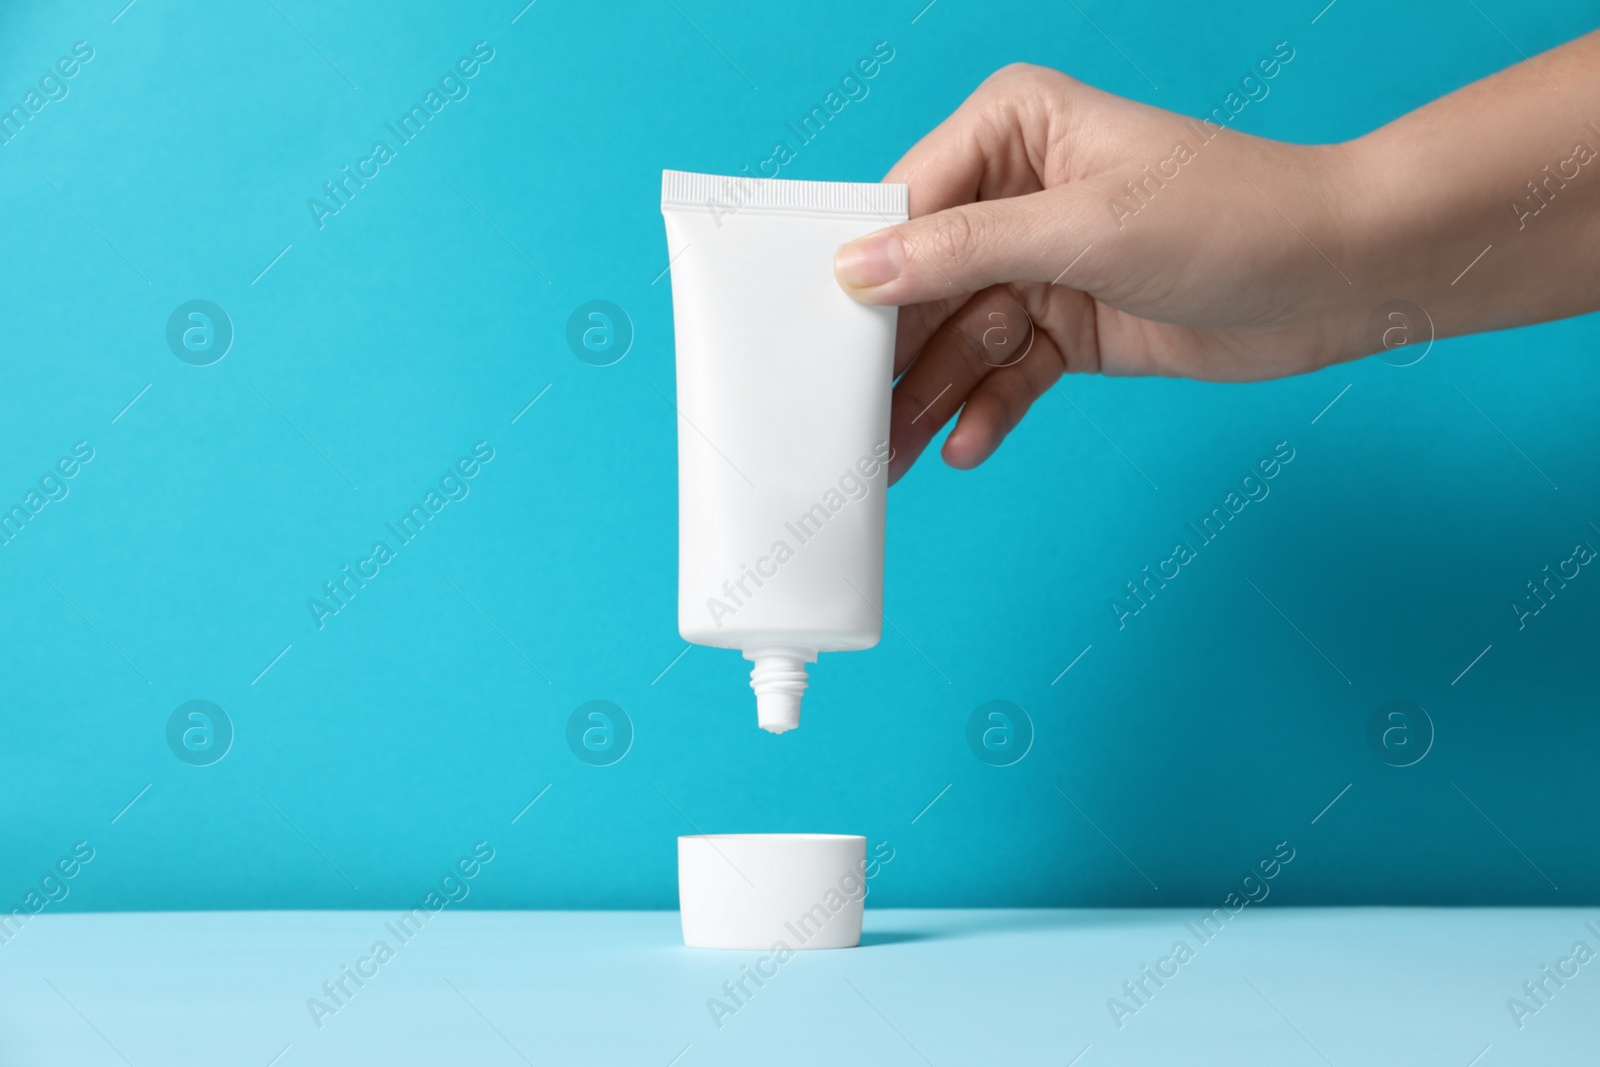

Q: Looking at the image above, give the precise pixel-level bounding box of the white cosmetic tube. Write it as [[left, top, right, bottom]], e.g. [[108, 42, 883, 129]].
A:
[[661, 169, 907, 733]]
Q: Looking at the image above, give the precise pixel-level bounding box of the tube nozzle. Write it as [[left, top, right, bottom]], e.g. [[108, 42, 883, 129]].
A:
[[745, 648, 814, 733]]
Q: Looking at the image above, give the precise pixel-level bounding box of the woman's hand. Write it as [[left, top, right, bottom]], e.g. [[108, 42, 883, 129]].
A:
[[839, 37, 1600, 483]]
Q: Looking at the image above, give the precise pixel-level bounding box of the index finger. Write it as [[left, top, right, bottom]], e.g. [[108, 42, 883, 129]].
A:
[[879, 65, 1066, 359], [884, 63, 1068, 215]]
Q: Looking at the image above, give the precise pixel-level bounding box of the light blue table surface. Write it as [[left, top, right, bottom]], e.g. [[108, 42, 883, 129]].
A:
[[2, 907, 1595, 1064]]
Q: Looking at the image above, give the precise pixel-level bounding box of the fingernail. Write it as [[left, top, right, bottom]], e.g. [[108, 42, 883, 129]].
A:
[[835, 232, 903, 289]]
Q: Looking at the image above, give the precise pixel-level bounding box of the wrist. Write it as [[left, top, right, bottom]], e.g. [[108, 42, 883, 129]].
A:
[[1227, 138, 1379, 371], [1300, 136, 1397, 366]]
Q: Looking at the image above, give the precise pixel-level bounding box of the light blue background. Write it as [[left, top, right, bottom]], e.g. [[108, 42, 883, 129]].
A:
[[1, 0, 1596, 912]]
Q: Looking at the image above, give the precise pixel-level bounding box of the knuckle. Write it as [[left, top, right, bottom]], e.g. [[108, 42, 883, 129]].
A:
[[928, 210, 983, 271], [981, 303, 1035, 369], [896, 389, 943, 435], [986, 62, 1073, 96], [986, 62, 1041, 87]]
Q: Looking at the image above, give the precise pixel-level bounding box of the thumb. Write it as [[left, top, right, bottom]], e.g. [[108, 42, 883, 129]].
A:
[[834, 188, 1088, 306]]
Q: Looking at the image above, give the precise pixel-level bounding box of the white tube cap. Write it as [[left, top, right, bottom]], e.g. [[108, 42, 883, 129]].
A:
[[744, 648, 815, 733], [678, 834, 866, 949]]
